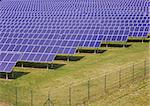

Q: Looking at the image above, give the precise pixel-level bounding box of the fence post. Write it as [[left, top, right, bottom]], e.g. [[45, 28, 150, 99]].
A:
[[31, 90, 33, 106], [69, 86, 72, 106], [119, 68, 121, 88], [87, 78, 90, 101], [132, 63, 135, 83], [104, 74, 107, 93], [83, 101, 86, 106], [48, 92, 50, 106], [144, 60, 147, 77], [15, 87, 18, 106]]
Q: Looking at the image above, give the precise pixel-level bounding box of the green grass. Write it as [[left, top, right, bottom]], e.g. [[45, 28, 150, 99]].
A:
[[0, 42, 149, 105]]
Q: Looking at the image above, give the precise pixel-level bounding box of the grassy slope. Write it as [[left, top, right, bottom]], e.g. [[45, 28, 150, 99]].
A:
[[89, 78, 150, 106], [0, 42, 149, 96]]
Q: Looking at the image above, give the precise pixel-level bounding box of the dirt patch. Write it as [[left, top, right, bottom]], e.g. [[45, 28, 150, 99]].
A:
[[0, 102, 10, 106]]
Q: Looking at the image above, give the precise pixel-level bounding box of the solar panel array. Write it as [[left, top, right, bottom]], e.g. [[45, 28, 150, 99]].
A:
[[0, 0, 149, 73]]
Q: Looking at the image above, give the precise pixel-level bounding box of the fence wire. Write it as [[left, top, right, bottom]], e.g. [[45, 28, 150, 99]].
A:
[[0, 59, 149, 106]]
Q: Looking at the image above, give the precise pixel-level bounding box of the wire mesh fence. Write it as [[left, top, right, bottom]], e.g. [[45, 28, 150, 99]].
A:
[[0, 59, 149, 106]]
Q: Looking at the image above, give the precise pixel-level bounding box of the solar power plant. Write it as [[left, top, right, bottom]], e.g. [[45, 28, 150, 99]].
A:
[[0, 0, 149, 73]]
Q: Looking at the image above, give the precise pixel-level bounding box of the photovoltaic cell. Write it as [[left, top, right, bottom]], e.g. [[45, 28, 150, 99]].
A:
[[0, 0, 149, 72]]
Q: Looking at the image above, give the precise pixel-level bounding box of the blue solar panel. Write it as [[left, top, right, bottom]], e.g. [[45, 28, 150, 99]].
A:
[[0, 52, 21, 72], [0, 0, 149, 73]]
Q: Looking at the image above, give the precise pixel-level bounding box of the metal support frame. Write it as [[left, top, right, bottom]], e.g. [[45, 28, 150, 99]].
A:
[[11, 72, 14, 78], [94, 48, 98, 54], [51, 62, 54, 69], [142, 39, 144, 43], [47, 63, 49, 70], [106, 42, 108, 47], [21, 63, 24, 68], [67, 55, 70, 62], [6, 73, 8, 80], [94, 49, 97, 54], [123, 43, 125, 48], [77, 49, 80, 54]]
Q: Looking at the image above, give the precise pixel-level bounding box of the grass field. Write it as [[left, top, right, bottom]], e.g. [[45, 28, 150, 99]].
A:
[[89, 78, 150, 106], [0, 42, 149, 105]]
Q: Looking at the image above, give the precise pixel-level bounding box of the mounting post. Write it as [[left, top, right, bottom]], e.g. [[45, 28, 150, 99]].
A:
[[11, 72, 14, 78], [6, 73, 8, 80], [51, 62, 54, 69], [94, 48, 98, 54], [67, 55, 70, 62], [123, 44, 125, 48], [47, 63, 49, 70], [21, 63, 24, 68], [77, 49, 80, 54], [126, 42, 127, 47], [142, 39, 144, 43], [106, 42, 108, 47], [94, 49, 97, 54]]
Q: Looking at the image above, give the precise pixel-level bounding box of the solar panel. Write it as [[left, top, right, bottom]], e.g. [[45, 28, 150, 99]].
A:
[[0, 52, 21, 72], [0, 0, 149, 73]]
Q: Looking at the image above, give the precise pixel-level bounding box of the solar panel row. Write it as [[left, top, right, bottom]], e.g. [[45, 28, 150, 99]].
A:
[[0, 0, 149, 73]]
